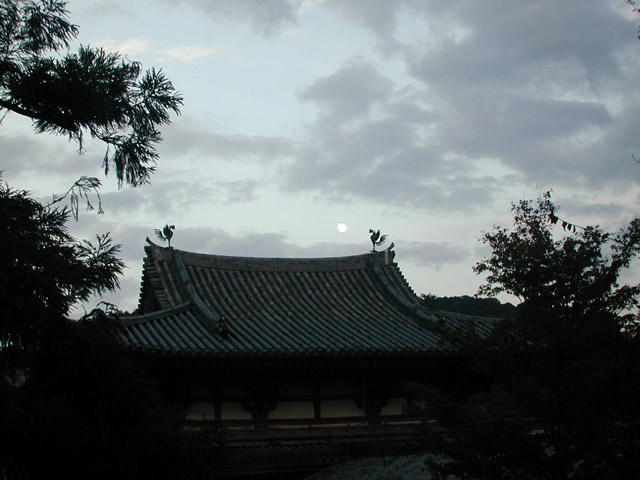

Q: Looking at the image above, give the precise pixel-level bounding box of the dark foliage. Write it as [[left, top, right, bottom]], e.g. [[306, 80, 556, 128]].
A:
[[0, 0, 183, 187], [474, 193, 640, 320], [0, 180, 201, 479], [0, 4, 208, 478], [421, 294, 517, 318], [422, 193, 640, 480], [0, 179, 124, 356], [0, 313, 211, 480]]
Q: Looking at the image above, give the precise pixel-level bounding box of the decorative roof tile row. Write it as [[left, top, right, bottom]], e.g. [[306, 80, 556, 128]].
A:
[[118, 240, 493, 359]]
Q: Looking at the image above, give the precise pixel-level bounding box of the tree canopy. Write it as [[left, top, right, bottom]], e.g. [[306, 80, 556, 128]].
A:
[[474, 192, 640, 326], [0, 177, 124, 355], [421, 294, 517, 318], [0, 4, 204, 478], [0, 0, 183, 187], [425, 193, 640, 480]]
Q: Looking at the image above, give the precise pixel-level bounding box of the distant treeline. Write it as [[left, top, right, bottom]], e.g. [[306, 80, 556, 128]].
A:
[[420, 294, 517, 318]]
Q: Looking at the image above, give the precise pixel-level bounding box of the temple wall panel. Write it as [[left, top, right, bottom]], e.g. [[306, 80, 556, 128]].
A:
[[187, 401, 215, 421], [269, 401, 315, 419], [321, 399, 363, 418], [380, 397, 407, 416], [221, 402, 253, 420]]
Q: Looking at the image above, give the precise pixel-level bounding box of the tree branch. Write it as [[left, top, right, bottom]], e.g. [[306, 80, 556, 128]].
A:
[[0, 97, 75, 132]]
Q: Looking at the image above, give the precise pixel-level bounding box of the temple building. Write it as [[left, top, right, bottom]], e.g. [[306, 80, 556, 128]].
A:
[[118, 239, 494, 478]]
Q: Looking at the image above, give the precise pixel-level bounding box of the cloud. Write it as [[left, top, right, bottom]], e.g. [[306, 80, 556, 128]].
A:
[[95, 177, 261, 226], [153, 226, 365, 260], [282, 117, 506, 213], [219, 180, 260, 205], [0, 133, 59, 175], [98, 37, 151, 56], [558, 198, 626, 221], [158, 46, 218, 63], [396, 240, 469, 269], [98, 189, 147, 216], [281, 0, 640, 208], [78, 1, 133, 19], [160, 118, 294, 162], [398, 0, 639, 187], [298, 58, 393, 119], [325, 0, 410, 52], [96, 38, 216, 63], [161, 0, 303, 37], [281, 59, 507, 213], [0, 129, 105, 189]]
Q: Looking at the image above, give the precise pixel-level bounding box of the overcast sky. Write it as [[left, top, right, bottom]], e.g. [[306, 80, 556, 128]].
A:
[[2, 0, 640, 314]]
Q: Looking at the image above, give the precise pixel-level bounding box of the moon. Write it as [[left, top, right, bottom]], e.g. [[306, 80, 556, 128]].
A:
[[337, 222, 348, 233]]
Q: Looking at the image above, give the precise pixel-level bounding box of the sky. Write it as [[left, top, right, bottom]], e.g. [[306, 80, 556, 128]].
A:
[[2, 0, 640, 315]]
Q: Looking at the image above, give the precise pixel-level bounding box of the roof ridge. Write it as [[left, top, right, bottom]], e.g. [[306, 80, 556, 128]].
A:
[[368, 259, 439, 330], [172, 250, 228, 336], [145, 236, 397, 272]]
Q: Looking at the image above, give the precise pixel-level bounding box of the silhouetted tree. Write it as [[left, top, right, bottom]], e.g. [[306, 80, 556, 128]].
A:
[[0, 185, 216, 477], [0, 178, 124, 358], [0, 311, 211, 480], [424, 193, 640, 480], [0, 3, 206, 478], [0, 0, 183, 187], [421, 294, 516, 318]]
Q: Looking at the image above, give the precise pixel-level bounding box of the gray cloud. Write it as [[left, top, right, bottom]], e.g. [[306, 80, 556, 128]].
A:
[[396, 239, 469, 269], [283, 131, 505, 213], [282, 0, 640, 210], [0, 132, 104, 181], [78, 1, 133, 18], [427, 92, 615, 183], [389, 1, 631, 90], [218, 179, 259, 204], [558, 199, 626, 222], [0, 134, 50, 174], [325, 0, 415, 53], [285, 116, 419, 186], [399, 1, 638, 186], [283, 61, 507, 214], [298, 58, 394, 119], [383, 98, 438, 126], [160, 118, 293, 162], [95, 182, 258, 230], [175, 227, 365, 259], [161, 0, 302, 36], [98, 189, 146, 216]]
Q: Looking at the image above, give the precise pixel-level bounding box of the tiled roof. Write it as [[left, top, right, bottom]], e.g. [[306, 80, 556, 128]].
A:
[[118, 240, 493, 358], [304, 452, 443, 480], [211, 443, 341, 477]]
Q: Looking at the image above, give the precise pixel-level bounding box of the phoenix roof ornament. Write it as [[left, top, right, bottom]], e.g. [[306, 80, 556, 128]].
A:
[[369, 229, 388, 253], [154, 224, 175, 248]]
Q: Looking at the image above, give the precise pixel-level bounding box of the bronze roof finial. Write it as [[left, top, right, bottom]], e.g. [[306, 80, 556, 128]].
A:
[[154, 224, 175, 248], [369, 228, 388, 253]]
